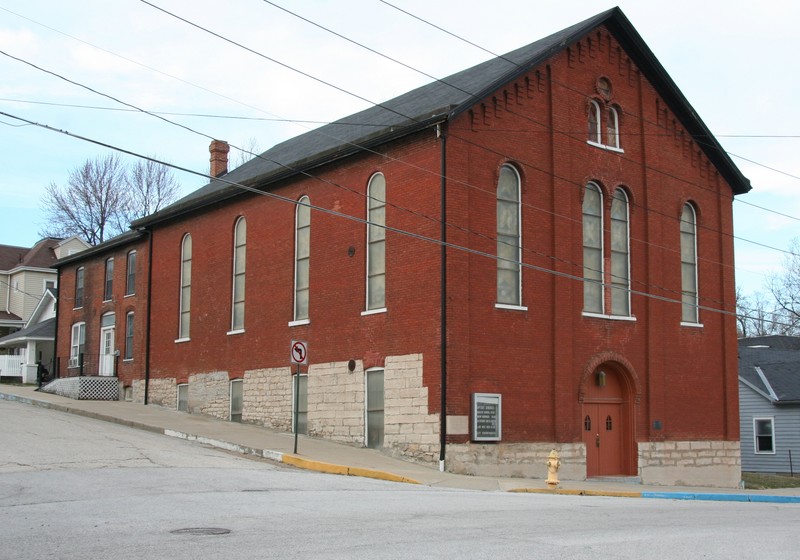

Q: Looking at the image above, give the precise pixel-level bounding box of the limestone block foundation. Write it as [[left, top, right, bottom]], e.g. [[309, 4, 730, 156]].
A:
[[144, 377, 178, 408], [446, 442, 586, 480], [638, 440, 741, 488]]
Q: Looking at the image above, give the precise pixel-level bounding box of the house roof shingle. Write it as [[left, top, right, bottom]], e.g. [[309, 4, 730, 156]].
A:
[[739, 337, 800, 403], [132, 7, 750, 229], [0, 238, 61, 271]]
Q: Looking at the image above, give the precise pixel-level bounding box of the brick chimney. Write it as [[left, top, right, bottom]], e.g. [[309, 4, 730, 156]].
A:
[[209, 140, 229, 178]]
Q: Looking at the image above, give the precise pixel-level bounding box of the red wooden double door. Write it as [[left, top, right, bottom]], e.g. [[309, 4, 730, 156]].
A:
[[581, 369, 633, 477]]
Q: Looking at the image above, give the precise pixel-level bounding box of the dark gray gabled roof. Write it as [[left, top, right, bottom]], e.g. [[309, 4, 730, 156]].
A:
[[0, 317, 55, 347], [53, 229, 147, 269], [133, 7, 750, 229], [739, 339, 800, 403]]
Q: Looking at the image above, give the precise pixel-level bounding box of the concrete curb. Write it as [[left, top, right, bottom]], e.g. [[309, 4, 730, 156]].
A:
[[641, 492, 800, 504], [163, 428, 421, 484], [510, 488, 643, 498], [3, 390, 799, 500], [1, 392, 421, 486], [511, 487, 800, 503]]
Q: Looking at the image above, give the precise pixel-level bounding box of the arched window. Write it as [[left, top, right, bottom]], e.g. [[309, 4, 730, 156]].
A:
[[75, 267, 85, 308], [582, 183, 603, 313], [179, 234, 192, 339], [610, 189, 630, 316], [125, 311, 134, 360], [497, 165, 522, 307], [680, 203, 699, 323], [366, 174, 386, 311], [231, 217, 246, 331], [125, 251, 137, 296], [103, 257, 114, 301], [607, 107, 620, 149], [588, 100, 602, 144], [294, 196, 311, 322]]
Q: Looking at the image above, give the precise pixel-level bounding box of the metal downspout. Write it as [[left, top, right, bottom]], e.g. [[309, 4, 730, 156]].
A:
[[53, 266, 60, 380], [144, 228, 153, 405], [438, 122, 448, 472]]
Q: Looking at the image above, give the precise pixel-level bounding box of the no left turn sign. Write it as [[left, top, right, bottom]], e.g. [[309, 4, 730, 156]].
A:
[[290, 340, 308, 365]]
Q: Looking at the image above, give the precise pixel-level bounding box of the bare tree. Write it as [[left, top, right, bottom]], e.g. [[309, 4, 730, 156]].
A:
[[232, 137, 261, 168], [39, 154, 127, 245], [737, 287, 783, 337], [768, 237, 800, 335], [39, 154, 180, 246], [124, 158, 180, 220]]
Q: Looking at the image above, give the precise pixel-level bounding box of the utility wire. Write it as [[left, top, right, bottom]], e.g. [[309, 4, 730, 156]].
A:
[[0, 109, 752, 323], [3, 4, 795, 297], [374, 1, 800, 223], [0, 48, 757, 310], [8, 1, 799, 241]]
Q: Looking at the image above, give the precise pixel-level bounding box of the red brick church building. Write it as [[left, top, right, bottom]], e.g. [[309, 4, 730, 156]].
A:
[[54, 8, 749, 486]]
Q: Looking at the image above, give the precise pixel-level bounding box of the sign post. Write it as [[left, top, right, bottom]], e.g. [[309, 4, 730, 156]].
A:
[[290, 340, 308, 454]]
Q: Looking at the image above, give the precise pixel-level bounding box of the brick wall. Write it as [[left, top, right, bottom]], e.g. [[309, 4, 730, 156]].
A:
[[55, 235, 149, 389]]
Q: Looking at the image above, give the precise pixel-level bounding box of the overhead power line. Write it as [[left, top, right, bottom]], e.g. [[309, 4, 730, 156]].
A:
[[0, 109, 747, 323], [3, 2, 797, 294]]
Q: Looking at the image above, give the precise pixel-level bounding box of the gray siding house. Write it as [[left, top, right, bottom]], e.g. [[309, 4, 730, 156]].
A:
[[739, 336, 800, 474]]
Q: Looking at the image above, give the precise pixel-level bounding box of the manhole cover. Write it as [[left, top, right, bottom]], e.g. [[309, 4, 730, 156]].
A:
[[170, 528, 231, 536]]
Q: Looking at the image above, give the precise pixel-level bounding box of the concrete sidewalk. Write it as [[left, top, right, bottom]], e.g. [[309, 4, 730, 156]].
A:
[[2, 383, 799, 503]]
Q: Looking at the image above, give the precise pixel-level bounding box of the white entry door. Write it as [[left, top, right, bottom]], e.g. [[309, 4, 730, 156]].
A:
[[99, 326, 115, 376]]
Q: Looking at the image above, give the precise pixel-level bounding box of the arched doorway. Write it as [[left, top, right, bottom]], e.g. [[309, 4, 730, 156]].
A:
[[581, 364, 635, 477]]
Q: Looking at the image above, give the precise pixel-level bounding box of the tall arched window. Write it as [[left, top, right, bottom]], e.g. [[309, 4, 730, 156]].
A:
[[179, 234, 192, 340], [610, 189, 630, 316], [366, 174, 386, 311], [583, 182, 603, 313], [588, 100, 602, 144], [497, 165, 522, 307], [294, 196, 311, 322], [231, 217, 246, 331], [607, 107, 620, 149], [680, 203, 699, 323]]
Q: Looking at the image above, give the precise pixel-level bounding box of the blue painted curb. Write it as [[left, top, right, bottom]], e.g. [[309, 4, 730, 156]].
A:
[[642, 492, 800, 503]]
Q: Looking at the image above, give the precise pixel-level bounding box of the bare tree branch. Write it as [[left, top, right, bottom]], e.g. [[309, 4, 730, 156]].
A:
[[38, 154, 180, 246]]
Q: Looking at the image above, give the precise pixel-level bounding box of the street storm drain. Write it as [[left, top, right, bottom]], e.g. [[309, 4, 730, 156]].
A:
[[170, 528, 232, 536]]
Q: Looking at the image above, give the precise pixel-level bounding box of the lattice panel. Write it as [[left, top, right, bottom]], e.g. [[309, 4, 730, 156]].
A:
[[41, 377, 119, 401], [77, 377, 119, 400]]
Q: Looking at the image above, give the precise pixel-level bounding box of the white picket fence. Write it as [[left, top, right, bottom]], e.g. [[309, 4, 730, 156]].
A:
[[0, 355, 24, 377]]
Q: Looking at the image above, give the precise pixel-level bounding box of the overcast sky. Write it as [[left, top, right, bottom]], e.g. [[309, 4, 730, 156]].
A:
[[1, 0, 798, 297]]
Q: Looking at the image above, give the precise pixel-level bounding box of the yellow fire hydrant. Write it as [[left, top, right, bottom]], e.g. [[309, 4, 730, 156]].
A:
[[546, 449, 561, 489]]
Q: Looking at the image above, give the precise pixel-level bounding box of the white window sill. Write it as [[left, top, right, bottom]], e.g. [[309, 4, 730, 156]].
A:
[[495, 303, 528, 312], [124, 293, 135, 298], [174, 337, 191, 344], [73, 307, 83, 311], [227, 329, 245, 336], [102, 299, 112, 303], [361, 308, 387, 317], [680, 321, 704, 328], [586, 140, 624, 154], [582, 312, 637, 322], [754, 451, 776, 455], [123, 358, 133, 363], [289, 319, 310, 327]]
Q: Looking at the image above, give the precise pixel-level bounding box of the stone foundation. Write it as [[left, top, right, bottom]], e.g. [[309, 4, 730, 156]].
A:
[[242, 354, 439, 464], [383, 354, 439, 464], [188, 371, 230, 420], [638, 440, 741, 487], [146, 377, 178, 408], [446, 442, 586, 480], [242, 366, 293, 431]]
